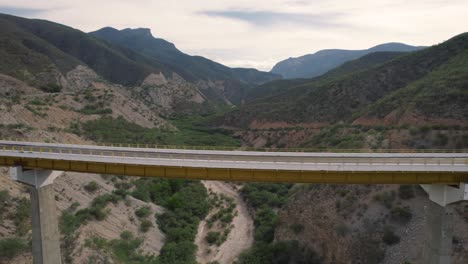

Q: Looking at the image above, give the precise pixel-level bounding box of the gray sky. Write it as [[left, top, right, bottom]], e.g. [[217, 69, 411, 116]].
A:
[[1, 0, 467, 71]]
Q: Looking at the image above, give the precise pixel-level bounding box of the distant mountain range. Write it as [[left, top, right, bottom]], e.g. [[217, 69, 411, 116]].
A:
[[270, 43, 425, 79]]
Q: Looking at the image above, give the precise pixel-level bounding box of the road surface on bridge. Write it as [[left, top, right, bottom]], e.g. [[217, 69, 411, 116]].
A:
[[1, 140, 467, 184]]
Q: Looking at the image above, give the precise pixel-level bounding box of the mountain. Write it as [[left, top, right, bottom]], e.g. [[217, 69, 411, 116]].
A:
[[90, 27, 280, 104], [0, 13, 177, 87], [270, 43, 424, 79], [0, 13, 279, 111], [219, 32, 468, 129], [246, 51, 405, 102]]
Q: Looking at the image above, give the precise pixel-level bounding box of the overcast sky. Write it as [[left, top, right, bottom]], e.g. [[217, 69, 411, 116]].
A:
[[1, 0, 467, 71]]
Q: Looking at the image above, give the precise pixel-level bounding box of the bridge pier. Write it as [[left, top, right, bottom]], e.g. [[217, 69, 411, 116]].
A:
[[9, 167, 63, 264], [420, 183, 468, 264]]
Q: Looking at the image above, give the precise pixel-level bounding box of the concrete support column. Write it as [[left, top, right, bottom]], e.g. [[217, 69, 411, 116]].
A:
[[9, 167, 63, 264], [420, 183, 468, 264], [422, 202, 454, 264]]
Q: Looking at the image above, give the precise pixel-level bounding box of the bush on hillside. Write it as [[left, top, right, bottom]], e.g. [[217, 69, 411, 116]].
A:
[[0, 237, 28, 260], [39, 83, 62, 93], [84, 181, 100, 193], [398, 185, 415, 200]]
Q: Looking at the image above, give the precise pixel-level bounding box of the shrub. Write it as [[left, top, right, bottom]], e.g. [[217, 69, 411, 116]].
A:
[[382, 228, 400, 245], [391, 207, 413, 224], [135, 206, 152, 218], [398, 185, 415, 200], [290, 223, 304, 234], [434, 133, 449, 146], [39, 83, 62, 93], [12, 198, 31, 236], [373, 191, 395, 208], [0, 190, 10, 219], [206, 231, 221, 245], [254, 207, 278, 243], [140, 220, 153, 233], [84, 181, 100, 193], [237, 240, 322, 264], [0, 237, 28, 259], [335, 223, 349, 237]]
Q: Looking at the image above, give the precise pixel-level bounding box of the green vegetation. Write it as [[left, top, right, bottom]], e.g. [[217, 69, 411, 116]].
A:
[[241, 183, 292, 209], [237, 183, 320, 262], [135, 206, 152, 218], [0, 190, 10, 221], [382, 227, 400, 245], [91, 26, 278, 105], [39, 83, 62, 93], [220, 33, 468, 130], [140, 219, 153, 233], [60, 190, 128, 262], [74, 116, 240, 147], [11, 197, 31, 236], [242, 183, 292, 243], [398, 185, 415, 200], [204, 191, 235, 245], [290, 223, 304, 234], [84, 181, 100, 193], [373, 191, 396, 209], [391, 207, 413, 224], [128, 178, 209, 264], [29, 99, 47, 105], [60, 190, 127, 236], [236, 240, 322, 264], [0, 237, 28, 260], [335, 223, 350, 237], [205, 231, 221, 245], [254, 207, 278, 243], [85, 231, 156, 263], [79, 105, 113, 115]]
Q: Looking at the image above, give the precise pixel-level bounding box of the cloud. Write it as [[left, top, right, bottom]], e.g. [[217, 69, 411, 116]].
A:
[[0, 6, 46, 16], [0, 0, 467, 70], [198, 9, 343, 28]]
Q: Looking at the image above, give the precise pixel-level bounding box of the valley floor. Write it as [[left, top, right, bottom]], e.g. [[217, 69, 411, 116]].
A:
[[195, 181, 254, 264]]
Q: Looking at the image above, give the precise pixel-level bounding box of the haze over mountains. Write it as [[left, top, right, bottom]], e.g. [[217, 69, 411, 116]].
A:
[[270, 43, 425, 79]]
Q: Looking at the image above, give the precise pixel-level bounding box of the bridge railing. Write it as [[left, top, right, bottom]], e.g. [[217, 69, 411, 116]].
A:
[[2, 138, 468, 153]]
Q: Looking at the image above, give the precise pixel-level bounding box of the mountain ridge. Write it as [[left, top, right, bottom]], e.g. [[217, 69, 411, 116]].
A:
[[220, 32, 468, 129], [271, 42, 425, 79], [90, 26, 281, 104]]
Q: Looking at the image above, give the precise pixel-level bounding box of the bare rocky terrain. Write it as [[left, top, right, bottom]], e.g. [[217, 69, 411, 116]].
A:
[[275, 184, 468, 264]]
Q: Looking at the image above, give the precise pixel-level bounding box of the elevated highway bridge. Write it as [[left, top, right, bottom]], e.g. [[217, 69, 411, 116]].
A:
[[1, 140, 467, 264], [1, 140, 467, 184]]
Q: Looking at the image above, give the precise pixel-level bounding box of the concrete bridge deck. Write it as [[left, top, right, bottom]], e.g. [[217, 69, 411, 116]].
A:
[[1, 140, 467, 184]]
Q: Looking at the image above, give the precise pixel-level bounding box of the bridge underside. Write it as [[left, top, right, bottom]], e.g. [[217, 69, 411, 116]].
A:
[[1, 156, 467, 184]]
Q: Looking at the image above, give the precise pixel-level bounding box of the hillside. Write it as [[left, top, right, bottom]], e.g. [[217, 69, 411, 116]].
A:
[[246, 51, 405, 103], [271, 42, 424, 79], [220, 33, 468, 130], [90, 27, 281, 104], [0, 13, 279, 113], [0, 14, 173, 88]]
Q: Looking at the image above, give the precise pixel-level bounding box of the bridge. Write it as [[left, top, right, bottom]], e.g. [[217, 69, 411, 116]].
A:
[[1, 140, 468, 264]]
